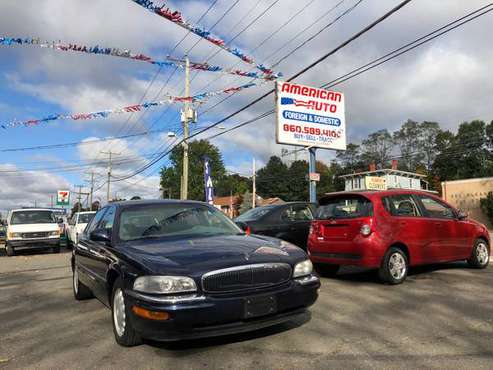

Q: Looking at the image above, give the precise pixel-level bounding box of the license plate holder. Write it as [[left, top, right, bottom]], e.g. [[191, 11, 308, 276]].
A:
[[244, 295, 277, 319]]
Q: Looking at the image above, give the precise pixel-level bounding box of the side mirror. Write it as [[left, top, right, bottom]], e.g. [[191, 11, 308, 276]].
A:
[[57, 217, 64, 224], [90, 228, 111, 243], [235, 221, 248, 231], [457, 210, 468, 220]]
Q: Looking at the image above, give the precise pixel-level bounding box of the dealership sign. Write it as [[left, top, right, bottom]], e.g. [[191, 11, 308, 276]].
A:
[[56, 190, 70, 206], [275, 81, 346, 150]]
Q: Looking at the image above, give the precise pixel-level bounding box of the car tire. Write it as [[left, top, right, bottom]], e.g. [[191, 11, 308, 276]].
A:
[[378, 247, 408, 285], [73, 265, 93, 300], [467, 239, 490, 269], [314, 263, 340, 277], [111, 278, 142, 347], [6, 244, 15, 257]]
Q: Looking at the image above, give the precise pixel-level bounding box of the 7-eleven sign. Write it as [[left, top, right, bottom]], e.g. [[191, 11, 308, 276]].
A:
[[56, 190, 70, 206]]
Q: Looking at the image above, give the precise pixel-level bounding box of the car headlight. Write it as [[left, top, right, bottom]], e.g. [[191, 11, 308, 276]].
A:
[[8, 232, 22, 238], [293, 259, 313, 278], [49, 231, 60, 236], [133, 276, 197, 294]]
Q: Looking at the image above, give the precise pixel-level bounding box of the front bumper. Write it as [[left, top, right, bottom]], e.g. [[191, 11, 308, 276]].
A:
[[124, 275, 320, 341], [7, 238, 60, 249]]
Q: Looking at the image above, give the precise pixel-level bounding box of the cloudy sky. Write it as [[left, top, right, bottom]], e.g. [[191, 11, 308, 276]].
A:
[[0, 0, 492, 214]]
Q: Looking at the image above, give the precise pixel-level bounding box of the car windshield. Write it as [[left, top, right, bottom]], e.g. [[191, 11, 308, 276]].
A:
[[10, 210, 57, 225], [78, 213, 95, 224], [316, 195, 373, 220], [119, 204, 242, 241], [235, 206, 275, 221]]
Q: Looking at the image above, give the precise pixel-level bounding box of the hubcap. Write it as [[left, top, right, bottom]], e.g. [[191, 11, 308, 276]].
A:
[[113, 289, 126, 337], [476, 242, 489, 265], [73, 267, 79, 294], [389, 253, 406, 280]]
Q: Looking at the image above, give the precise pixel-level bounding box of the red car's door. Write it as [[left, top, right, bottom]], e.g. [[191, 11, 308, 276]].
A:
[[415, 195, 462, 261], [383, 194, 434, 265]]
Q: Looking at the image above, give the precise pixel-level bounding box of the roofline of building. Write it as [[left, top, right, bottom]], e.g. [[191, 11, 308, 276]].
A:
[[339, 168, 427, 179], [441, 176, 493, 185]]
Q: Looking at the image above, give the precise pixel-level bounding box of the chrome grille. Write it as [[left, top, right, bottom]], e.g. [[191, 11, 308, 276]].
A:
[[22, 232, 49, 239], [202, 263, 292, 293]]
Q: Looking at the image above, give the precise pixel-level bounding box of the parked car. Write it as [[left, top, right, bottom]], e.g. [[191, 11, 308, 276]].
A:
[[234, 202, 316, 249], [5, 208, 61, 256], [67, 211, 96, 247], [308, 190, 491, 284], [72, 200, 320, 346], [0, 222, 6, 243]]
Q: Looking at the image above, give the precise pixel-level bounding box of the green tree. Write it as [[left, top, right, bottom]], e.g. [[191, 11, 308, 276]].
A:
[[393, 119, 422, 171], [336, 143, 362, 173], [256, 156, 289, 199], [286, 160, 309, 201], [418, 121, 442, 171], [361, 129, 393, 168], [160, 140, 226, 201], [216, 174, 252, 197], [240, 191, 253, 214]]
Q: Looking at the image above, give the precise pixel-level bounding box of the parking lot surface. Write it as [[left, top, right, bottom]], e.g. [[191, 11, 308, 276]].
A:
[[1, 246, 493, 369]]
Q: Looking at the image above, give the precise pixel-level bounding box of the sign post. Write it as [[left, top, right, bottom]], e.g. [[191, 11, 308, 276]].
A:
[[276, 81, 346, 202]]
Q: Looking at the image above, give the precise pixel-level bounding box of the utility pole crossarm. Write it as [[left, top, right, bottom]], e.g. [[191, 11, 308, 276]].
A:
[[100, 150, 121, 204]]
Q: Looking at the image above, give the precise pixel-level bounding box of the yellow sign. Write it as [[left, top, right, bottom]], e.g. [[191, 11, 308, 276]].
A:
[[365, 176, 387, 190]]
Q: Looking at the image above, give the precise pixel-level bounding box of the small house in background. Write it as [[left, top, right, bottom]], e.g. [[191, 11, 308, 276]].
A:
[[213, 195, 241, 218], [341, 161, 429, 192], [258, 197, 285, 206]]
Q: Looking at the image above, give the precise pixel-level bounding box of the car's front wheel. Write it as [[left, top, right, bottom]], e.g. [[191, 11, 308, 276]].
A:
[[5, 243, 15, 257], [467, 239, 490, 269], [379, 247, 408, 284], [73, 265, 93, 300], [111, 278, 142, 347]]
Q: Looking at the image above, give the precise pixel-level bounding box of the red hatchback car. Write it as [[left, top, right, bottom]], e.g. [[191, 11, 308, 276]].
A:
[[307, 190, 490, 284]]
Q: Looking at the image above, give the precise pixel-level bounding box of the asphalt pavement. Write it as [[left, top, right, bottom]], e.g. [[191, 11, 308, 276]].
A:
[[1, 246, 493, 369]]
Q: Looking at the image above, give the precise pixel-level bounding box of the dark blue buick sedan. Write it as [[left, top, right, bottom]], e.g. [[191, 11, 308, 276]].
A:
[[71, 200, 320, 346]]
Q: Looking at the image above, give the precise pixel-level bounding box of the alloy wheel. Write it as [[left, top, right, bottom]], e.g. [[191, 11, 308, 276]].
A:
[[113, 288, 126, 337], [476, 242, 489, 266], [389, 253, 406, 280]]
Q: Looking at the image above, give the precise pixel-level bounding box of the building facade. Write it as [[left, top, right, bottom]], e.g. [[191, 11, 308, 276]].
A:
[[442, 177, 493, 228], [341, 169, 429, 192]]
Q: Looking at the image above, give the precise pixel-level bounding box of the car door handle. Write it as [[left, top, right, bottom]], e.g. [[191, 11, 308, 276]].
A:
[[434, 222, 442, 227], [399, 221, 406, 226]]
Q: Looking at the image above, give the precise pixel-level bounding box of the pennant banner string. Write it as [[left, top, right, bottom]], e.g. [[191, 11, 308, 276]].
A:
[[0, 36, 280, 81], [130, 0, 281, 79], [1, 82, 259, 130]]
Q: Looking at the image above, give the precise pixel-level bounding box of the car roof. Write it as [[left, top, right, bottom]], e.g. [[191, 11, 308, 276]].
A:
[[10, 208, 55, 212], [109, 199, 209, 210], [320, 189, 438, 200]]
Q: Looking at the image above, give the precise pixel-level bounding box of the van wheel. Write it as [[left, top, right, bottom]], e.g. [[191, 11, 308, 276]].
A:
[[314, 263, 340, 277], [73, 266, 93, 300], [467, 239, 490, 269], [379, 247, 408, 284], [111, 278, 142, 347], [6, 244, 15, 257]]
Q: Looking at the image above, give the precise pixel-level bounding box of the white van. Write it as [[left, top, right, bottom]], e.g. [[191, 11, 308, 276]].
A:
[[5, 209, 61, 256], [67, 211, 96, 246]]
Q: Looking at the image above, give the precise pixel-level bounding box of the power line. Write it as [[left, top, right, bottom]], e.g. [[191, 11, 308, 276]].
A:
[[112, 0, 413, 182]]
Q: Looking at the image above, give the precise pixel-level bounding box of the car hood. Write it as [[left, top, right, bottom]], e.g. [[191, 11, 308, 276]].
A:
[[119, 234, 306, 276], [8, 224, 59, 233]]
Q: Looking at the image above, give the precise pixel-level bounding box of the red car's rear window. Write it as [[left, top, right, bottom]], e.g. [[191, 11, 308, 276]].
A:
[[316, 195, 373, 220]]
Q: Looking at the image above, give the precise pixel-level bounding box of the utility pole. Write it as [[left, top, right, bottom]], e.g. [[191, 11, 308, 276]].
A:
[[50, 195, 54, 208], [85, 171, 95, 209], [74, 185, 85, 213], [100, 151, 121, 203], [252, 158, 256, 208], [181, 56, 191, 200]]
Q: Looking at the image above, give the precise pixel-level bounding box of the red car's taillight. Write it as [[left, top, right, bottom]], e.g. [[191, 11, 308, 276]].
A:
[[309, 222, 320, 236]]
